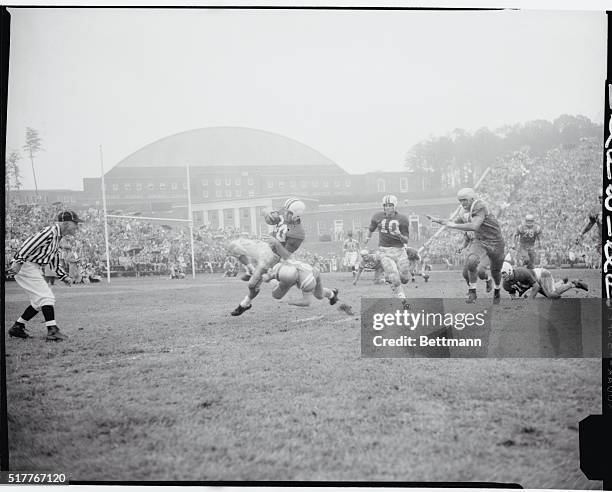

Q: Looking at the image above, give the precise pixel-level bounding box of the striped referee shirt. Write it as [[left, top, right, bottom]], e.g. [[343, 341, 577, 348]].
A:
[[13, 223, 69, 279]]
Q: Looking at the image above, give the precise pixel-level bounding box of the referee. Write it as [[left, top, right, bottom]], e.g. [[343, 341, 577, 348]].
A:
[[7, 210, 83, 341]]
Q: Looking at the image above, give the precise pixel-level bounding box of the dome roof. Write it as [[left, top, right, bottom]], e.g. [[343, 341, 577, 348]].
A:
[[115, 127, 344, 171]]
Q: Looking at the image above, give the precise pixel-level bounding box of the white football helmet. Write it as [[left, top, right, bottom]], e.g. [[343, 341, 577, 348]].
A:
[[382, 195, 398, 216], [501, 261, 513, 278], [457, 187, 476, 201], [283, 198, 306, 221]]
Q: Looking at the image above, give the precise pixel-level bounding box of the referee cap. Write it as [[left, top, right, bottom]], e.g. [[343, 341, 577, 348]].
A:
[[57, 210, 83, 223]]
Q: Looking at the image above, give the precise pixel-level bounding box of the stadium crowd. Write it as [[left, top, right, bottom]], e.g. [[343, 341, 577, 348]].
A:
[[5, 139, 602, 280]]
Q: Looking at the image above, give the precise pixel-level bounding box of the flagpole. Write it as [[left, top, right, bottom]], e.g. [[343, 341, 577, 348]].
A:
[[186, 164, 196, 279], [99, 145, 111, 284]]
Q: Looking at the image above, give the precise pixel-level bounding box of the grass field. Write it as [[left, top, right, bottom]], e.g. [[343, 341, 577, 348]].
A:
[[3, 269, 602, 487]]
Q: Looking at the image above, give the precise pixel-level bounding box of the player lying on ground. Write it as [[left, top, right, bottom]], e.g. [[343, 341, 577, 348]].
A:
[[364, 194, 411, 298], [404, 246, 430, 282], [428, 187, 505, 304], [229, 198, 306, 316], [501, 262, 588, 299], [262, 258, 339, 307], [352, 249, 385, 286]]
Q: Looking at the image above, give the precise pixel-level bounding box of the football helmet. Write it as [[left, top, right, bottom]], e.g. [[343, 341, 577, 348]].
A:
[[382, 194, 398, 216], [283, 198, 306, 222], [457, 187, 476, 201], [525, 214, 535, 225], [501, 261, 513, 278]]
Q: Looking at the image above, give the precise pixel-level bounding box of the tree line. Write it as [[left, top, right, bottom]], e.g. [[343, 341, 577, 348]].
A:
[[404, 114, 603, 191]]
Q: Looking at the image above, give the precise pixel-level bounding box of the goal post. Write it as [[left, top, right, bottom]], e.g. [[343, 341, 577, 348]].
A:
[[99, 148, 196, 283]]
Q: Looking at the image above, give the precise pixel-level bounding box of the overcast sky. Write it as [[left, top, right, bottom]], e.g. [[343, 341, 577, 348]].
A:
[[5, 7, 606, 190]]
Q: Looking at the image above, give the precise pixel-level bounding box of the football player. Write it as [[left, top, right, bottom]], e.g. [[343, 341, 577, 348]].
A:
[[230, 198, 306, 316], [404, 246, 431, 283], [262, 258, 339, 307], [342, 231, 360, 277], [576, 188, 602, 263], [364, 195, 411, 298], [501, 262, 588, 299], [353, 249, 385, 286], [514, 214, 542, 269], [429, 188, 505, 304]]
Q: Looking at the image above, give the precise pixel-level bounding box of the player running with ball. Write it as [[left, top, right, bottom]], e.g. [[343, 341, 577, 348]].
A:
[[364, 195, 411, 299]]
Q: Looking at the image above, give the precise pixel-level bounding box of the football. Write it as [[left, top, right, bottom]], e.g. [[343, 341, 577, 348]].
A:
[[262, 209, 281, 226]]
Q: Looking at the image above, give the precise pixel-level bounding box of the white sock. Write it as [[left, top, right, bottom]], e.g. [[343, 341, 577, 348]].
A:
[[468, 283, 477, 289], [17, 317, 27, 324], [45, 321, 57, 327], [240, 296, 251, 308]]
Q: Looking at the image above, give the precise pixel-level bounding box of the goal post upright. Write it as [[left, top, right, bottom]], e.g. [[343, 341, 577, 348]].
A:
[[186, 164, 196, 279], [99, 145, 112, 284]]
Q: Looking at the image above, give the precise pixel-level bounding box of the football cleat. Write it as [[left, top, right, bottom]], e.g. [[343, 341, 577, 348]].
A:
[[8, 323, 30, 339], [46, 326, 68, 342], [240, 273, 252, 282], [485, 278, 493, 293], [231, 303, 252, 316], [572, 280, 588, 292], [466, 289, 477, 304], [493, 289, 501, 305], [329, 288, 339, 306]]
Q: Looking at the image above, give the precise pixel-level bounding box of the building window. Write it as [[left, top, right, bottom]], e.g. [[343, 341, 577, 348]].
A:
[[290, 180, 296, 188], [248, 189, 255, 197], [322, 181, 329, 188], [248, 178, 254, 186], [333, 180, 341, 188], [267, 180, 274, 189], [225, 178, 231, 186], [312, 181, 319, 188], [235, 178, 241, 186], [216, 190, 222, 198], [159, 183, 166, 191], [345, 179, 351, 188], [235, 190, 241, 198], [376, 179, 386, 192], [136, 183, 142, 191], [148, 183, 154, 191], [124, 183, 132, 191], [182, 183, 187, 190], [278, 180, 285, 188], [300, 181, 308, 188], [213, 179, 220, 186], [171, 183, 178, 190], [400, 177, 409, 193], [112, 184, 119, 192], [201, 179, 208, 186], [225, 190, 232, 198], [203, 190, 209, 198]]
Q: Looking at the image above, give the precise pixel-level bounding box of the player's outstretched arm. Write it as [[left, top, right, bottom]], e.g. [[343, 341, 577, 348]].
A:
[[353, 266, 364, 286]]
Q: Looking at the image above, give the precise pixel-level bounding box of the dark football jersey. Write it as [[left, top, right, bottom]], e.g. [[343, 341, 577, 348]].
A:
[[368, 211, 410, 248], [456, 199, 504, 249], [274, 220, 305, 254], [502, 267, 537, 296], [516, 224, 542, 247], [588, 206, 602, 241]]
